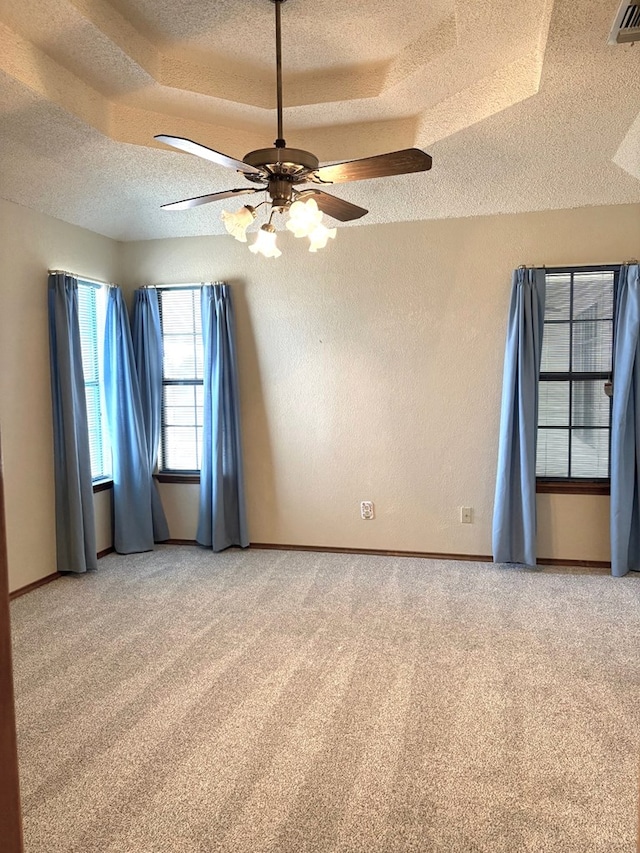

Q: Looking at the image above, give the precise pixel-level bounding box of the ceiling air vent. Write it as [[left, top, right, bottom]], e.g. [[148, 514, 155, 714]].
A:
[[608, 2, 640, 44]]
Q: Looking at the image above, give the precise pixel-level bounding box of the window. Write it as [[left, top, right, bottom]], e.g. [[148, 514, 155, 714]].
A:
[[536, 266, 619, 482], [77, 280, 111, 481], [158, 287, 204, 473]]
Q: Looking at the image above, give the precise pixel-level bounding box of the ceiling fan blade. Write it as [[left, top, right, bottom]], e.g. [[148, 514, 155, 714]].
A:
[[297, 190, 368, 222], [161, 188, 263, 211], [155, 135, 263, 175], [314, 148, 432, 184]]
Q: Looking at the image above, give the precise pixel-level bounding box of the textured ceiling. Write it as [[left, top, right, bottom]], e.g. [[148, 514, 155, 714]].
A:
[[0, 0, 638, 241]]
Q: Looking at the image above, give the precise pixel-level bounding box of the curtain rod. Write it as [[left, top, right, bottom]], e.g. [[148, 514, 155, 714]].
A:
[[48, 269, 115, 287], [519, 261, 638, 269], [142, 283, 203, 289], [141, 282, 225, 289]]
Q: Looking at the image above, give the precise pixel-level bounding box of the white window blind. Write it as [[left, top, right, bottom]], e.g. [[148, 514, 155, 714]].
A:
[[536, 268, 617, 480], [77, 281, 111, 481], [158, 288, 204, 472]]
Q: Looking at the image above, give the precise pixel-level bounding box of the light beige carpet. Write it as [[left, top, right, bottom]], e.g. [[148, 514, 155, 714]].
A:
[[9, 546, 640, 852]]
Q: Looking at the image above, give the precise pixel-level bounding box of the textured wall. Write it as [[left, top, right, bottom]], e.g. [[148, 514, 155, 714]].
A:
[[0, 198, 119, 592], [2, 200, 637, 593], [121, 203, 640, 561], [94, 490, 113, 555]]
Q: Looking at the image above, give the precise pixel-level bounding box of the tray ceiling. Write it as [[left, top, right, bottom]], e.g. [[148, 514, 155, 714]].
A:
[[0, 0, 638, 241]]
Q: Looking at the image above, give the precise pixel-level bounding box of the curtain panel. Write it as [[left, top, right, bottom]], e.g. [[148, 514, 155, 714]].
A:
[[492, 268, 546, 565], [610, 263, 640, 577], [132, 288, 169, 543], [196, 283, 249, 551], [104, 287, 155, 553], [47, 272, 97, 573]]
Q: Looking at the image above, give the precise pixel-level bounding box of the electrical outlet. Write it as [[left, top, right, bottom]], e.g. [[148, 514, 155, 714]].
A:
[[460, 506, 472, 524], [361, 501, 374, 520]]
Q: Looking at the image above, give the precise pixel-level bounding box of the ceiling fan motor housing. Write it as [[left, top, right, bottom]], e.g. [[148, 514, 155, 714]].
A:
[[243, 147, 319, 179], [156, 0, 430, 221], [267, 178, 296, 209]]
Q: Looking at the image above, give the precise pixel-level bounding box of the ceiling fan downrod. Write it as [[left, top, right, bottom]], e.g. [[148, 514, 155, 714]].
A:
[[271, 0, 287, 148], [242, 0, 319, 186], [155, 0, 431, 225]]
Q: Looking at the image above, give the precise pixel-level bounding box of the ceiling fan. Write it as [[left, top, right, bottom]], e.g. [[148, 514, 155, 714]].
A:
[[155, 0, 432, 254]]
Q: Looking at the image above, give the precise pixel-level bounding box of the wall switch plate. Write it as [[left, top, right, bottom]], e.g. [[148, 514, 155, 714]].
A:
[[361, 501, 374, 520], [460, 506, 472, 524]]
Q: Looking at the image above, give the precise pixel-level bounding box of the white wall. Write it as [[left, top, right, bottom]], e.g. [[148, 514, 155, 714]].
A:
[[121, 203, 640, 562], [94, 490, 113, 555], [156, 482, 199, 541], [0, 198, 119, 592], [2, 199, 637, 592], [537, 493, 610, 562]]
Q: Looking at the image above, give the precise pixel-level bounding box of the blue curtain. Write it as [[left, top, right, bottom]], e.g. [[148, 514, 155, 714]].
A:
[[48, 272, 97, 573], [197, 284, 249, 550], [610, 263, 640, 577], [492, 268, 546, 565], [104, 287, 154, 553], [132, 288, 169, 542]]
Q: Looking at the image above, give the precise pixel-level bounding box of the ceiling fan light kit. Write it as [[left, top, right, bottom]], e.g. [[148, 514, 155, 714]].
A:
[[156, 0, 432, 257], [286, 198, 323, 238], [249, 223, 282, 259], [221, 205, 256, 242]]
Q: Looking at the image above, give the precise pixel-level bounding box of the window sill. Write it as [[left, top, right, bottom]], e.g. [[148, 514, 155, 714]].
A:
[[536, 480, 610, 495], [92, 479, 113, 493], [154, 473, 201, 484]]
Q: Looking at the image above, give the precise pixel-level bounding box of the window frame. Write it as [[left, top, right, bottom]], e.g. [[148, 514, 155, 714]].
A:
[[536, 264, 619, 494], [76, 278, 111, 484], [157, 285, 204, 476]]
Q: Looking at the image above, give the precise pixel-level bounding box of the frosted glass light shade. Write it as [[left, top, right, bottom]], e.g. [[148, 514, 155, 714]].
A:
[[249, 224, 281, 258], [286, 198, 323, 238], [221, 206, 256, 242], [308, 222, 337, 252]]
